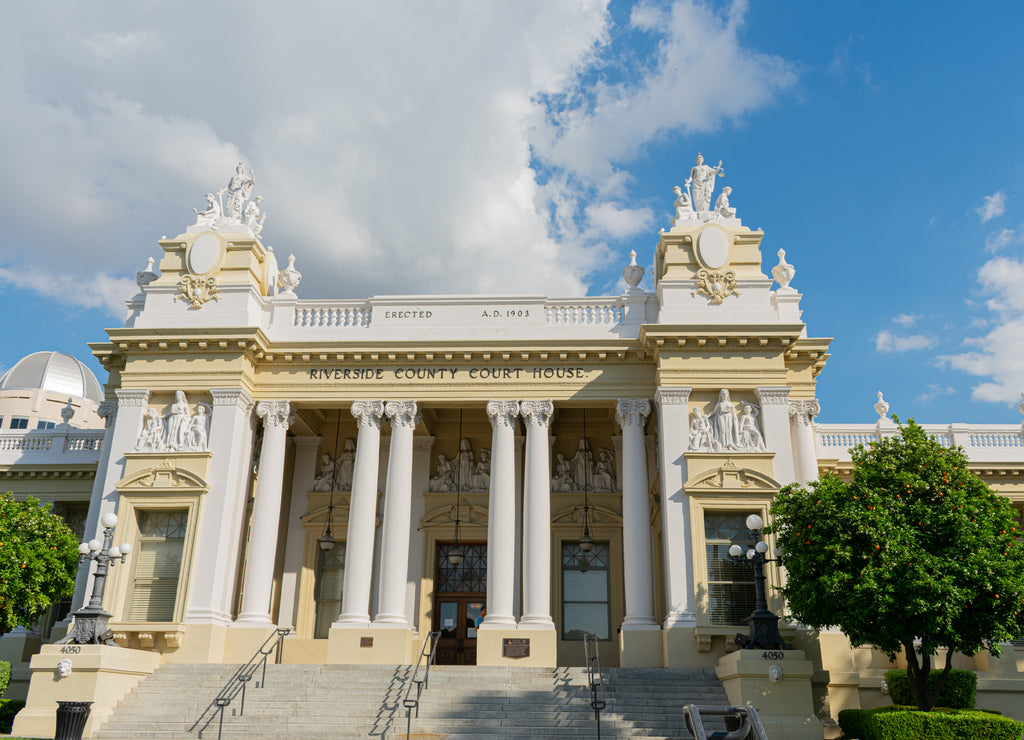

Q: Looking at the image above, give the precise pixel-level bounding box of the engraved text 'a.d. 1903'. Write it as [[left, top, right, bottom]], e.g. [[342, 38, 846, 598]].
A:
[[307, 366, 588, 382]]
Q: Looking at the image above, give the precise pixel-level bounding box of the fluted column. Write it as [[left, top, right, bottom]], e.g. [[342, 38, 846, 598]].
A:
[[789, 399, 821, 485], [617, 399, 656, 629], [480, 400, 520, 628], [519, 400, 554, 629], [337, 401, 385, 627], [373, 400, 420, 627], [237, 400, 295, 625]]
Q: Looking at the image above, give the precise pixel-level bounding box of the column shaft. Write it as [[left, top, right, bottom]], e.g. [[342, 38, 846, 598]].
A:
[[277, 435, 321, 629], [789, 400, 821, 485], [520, 400, 554, 629], [481, 400, 519, 628], [337, 402, 384, 626], [237, 401, 294, 625], [617, 399, 656, 628], [374, 401, 419, 626]]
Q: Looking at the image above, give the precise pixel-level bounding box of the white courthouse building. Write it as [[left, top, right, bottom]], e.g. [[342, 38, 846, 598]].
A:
[[4, 160, 1024, 729]]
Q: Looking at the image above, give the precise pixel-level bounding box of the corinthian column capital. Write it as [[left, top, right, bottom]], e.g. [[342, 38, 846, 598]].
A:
[[486, 400, 520, 429], [616, 399, 651, 429], [788, 399, 821, 427], [520, 400, 553, 428], [385, 400, 420, 429], [256, 400, 296, 429], [351, 400, 385, 430]]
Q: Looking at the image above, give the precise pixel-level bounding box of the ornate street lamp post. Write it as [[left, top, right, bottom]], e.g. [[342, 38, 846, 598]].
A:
[[57, 512, 132, 646], [728, 513, 792, 651]]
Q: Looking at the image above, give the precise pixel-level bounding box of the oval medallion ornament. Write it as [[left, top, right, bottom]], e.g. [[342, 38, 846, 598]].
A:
[[697, 225, 730, 270], [188, 233, 221, 275]]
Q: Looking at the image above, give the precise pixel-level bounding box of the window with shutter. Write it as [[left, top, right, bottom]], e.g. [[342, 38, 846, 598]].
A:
[[704, 512, 756, 626], [561, 542, 610, 640], [127, 510, 188, 622], [313, 544, 346, 639]]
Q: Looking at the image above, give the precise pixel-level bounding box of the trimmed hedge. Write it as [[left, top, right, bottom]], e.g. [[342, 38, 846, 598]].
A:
[[885, 668, 977, 709], [0, 660, 9, 697], [0, 699, 25, 735], [839, 706, 1024, 740]]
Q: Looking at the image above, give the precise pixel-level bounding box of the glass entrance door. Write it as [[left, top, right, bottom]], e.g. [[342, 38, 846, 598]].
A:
[[433, 542, 486, 665]]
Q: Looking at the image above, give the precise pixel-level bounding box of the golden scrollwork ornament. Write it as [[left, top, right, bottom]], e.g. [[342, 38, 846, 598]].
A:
[[175, 274, 221, 309], [692, 269, 740, 304]]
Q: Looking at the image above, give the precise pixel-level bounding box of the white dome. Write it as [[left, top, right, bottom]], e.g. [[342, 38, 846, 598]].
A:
[[0, 351, 103, 403]]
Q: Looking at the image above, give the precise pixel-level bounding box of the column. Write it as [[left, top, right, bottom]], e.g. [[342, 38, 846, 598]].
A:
[[788, 399, 821, 485], [277, 435, 321, 629], [186, 388, 256, 624], [617, 399, 656, 629], [519, 400, 554, 629], [654, 387, 696, 626], [480, 400, 519, 628], [237, 400, 295, 625], [336, 401, 384, 627], [373, 400, 420, 626], [755, 386, 795, 485]]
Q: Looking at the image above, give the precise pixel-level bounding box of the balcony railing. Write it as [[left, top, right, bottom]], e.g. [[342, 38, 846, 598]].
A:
[[816, 423, 1024, 463], [0, 430, 105, 463]]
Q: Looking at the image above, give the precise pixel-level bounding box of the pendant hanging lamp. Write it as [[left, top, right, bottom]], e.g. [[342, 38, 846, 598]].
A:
[[448, 409, 465, 566], [319, 411, 342, 551], [579, 408, 595, 553]]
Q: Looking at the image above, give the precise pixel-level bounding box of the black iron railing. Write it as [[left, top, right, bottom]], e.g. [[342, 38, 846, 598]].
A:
[[190, 627, 291, 740], [583, 632, 606, 739], [402, 631, 441, 739], [682, 704, 769, 740]]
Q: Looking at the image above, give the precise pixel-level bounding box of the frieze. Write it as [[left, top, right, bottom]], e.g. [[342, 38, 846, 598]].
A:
[[307, 366, 588, 382]]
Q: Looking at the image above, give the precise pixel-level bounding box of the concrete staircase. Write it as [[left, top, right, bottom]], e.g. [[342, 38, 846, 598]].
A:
[[93, 663, 732, 739]]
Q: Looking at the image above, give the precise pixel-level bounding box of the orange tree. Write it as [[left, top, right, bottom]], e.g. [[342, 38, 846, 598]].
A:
[[768, 420, 1024, 711], [0, 493, 79, 637]]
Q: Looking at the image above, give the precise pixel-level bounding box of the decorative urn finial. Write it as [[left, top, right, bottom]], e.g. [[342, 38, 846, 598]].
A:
[[61, 398, 75, 425], [622, 250, 644, 289], [874, 391, 890, 421], [278, 254, 302, 296], [772, 249, 796, 289]]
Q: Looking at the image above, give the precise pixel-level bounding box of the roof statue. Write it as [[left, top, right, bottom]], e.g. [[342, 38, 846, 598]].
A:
[[671, 153, 738, 227], [188, 163, 268, 237]]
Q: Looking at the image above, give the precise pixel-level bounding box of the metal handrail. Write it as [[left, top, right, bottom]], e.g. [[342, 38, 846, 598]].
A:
[[583, 632, 606, 739], [402, 631, 441, 739], [683, 704, 769, 740], [190, 627, 291, 740]]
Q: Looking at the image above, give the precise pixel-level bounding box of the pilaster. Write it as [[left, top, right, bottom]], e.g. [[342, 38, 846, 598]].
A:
[[755, 386, 795, 485]]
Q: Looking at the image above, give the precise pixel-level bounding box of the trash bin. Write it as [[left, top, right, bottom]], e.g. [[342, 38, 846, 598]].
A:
[[54, 701, 92, 740]]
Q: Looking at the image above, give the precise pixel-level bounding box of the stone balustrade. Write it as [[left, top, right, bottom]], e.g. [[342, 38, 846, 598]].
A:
[[294, 302, 373, 327], [815, 423, 1024, 463], [0, 430, 105, 464]]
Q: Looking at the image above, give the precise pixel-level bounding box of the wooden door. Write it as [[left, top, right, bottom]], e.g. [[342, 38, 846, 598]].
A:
[[433, 542, 486, 665]]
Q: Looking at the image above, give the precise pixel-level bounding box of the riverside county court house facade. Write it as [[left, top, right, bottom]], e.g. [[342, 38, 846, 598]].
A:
[[5, 159, 1024, 729]]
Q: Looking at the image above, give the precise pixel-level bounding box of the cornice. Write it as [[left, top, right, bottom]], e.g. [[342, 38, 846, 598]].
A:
[[639, 324, 809, 353]]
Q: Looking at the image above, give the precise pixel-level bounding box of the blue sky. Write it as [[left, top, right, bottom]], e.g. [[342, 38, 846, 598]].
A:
[[1, 1, 1022, 425]]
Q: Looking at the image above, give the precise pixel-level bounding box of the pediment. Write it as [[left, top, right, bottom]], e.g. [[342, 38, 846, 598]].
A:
[[421, 503, 488, 528], [302, 500, 352, 528], [117, 460, 208, 492], [686, 458, 780, 491]]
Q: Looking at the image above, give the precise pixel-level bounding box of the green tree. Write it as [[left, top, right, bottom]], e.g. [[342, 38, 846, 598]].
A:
[[768, 420, 1024, 712], [0, 493, 80, 637]]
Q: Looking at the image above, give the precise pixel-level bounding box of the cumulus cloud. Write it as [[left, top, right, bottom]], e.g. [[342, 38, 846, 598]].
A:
[[892, 313, 921, 327], [0, 2, 798, 318], [976, 191, 1006, 222], [873, 330, 936, 353], [942, 257, 1024, 403]]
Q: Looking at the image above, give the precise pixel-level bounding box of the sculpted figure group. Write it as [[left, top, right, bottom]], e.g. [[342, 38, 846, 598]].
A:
[[552, 439, 618, 493], [135, 391, 211, 453], [689, 390, 766, 453], [191, 163, 267, 236], [312, 439, 356, 492], [428, 439, 491, 492], [671, 153, 739, 225]]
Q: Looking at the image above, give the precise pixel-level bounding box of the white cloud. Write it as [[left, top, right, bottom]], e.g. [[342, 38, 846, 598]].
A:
[[873, 330, 936, 353], [0, 2, 798, 318], [0, 266, 135, 318], [984, 227, 1022, 253], [892, 313, 921, 327], [976, 191, 1006, 222], [828, 35, 878, 93], [915, 384, 956, 404], [942, 256, 1024, 403]]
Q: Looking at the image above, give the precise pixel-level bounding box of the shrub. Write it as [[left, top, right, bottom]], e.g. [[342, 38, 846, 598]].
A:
[[0, 660, 9, 697], [0, 699, 25, 734], [839, 705, 1024, 740], [885, 668, 977, 709]]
